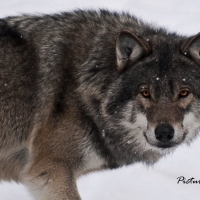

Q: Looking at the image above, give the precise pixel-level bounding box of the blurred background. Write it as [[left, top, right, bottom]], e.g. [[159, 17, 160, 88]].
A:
[[0, 0, 200, 199]]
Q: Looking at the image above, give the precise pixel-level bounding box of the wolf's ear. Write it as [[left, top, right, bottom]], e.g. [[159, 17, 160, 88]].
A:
[[180, 32, 200, 60], [116, 30, 151, 72]]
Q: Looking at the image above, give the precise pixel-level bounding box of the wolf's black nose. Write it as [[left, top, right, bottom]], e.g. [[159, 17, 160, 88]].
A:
[[155, 124, 174, 142]]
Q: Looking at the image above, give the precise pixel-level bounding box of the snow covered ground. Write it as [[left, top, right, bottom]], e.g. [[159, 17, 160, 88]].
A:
[[1, 0, 200, 199]]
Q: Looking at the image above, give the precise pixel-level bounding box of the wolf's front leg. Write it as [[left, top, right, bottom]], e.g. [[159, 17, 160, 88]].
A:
[[24, 162, 81, 200]]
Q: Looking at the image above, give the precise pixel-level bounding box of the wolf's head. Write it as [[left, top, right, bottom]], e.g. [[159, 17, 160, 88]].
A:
[[78, 28, 200, 167]]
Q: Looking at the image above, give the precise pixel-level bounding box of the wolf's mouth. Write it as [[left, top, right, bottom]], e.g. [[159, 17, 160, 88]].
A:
[[156, 143, 176, 149]]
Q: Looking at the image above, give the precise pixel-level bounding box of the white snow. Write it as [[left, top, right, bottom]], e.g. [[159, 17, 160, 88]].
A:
[[1, 0, 200, 199], [102, 130, 106, 138]]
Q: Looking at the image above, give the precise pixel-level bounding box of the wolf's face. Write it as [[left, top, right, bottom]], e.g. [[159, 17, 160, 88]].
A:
[[99, 31, 200, 166]]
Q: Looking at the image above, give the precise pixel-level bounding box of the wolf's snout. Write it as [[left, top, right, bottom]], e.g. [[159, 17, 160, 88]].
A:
[[155, 124, 174, 142]]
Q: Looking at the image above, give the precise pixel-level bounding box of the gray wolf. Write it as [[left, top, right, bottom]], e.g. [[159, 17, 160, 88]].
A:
[[0, 9, 200, 200]]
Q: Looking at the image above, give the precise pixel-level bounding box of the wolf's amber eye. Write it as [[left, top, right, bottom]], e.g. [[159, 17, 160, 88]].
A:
[[179, 89, 190, 98], [141, 89, 151, 98]]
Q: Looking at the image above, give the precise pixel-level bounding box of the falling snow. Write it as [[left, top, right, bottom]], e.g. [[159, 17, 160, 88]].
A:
[[102, 130, 106, 137]]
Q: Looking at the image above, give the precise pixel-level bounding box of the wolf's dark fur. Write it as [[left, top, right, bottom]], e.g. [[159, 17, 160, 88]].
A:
[[0, 10, 200, 199]]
